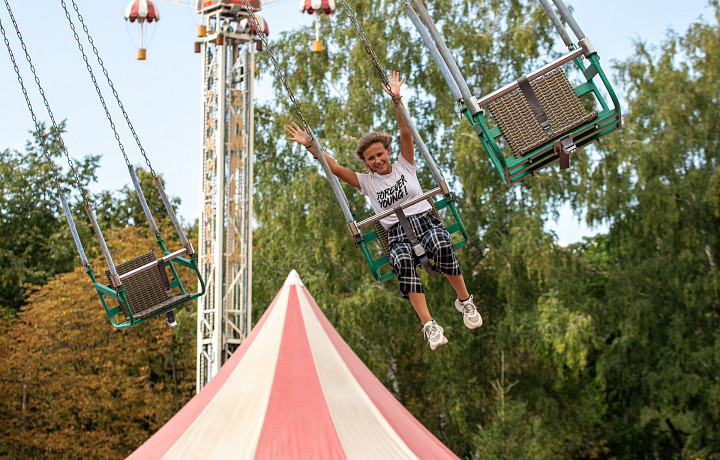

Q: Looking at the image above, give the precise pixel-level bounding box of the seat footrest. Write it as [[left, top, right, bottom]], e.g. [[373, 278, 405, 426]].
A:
[[132, 294, 190, 320]]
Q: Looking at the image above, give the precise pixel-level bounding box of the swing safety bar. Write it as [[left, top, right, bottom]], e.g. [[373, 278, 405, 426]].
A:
[[538, 0, 573, 46], [393, 101, 449, 194], [85, 203, 121, 288], [550, 0, 586, 41], [155, 176, 195, 257], [403, 2, 461, 101], [353, 187, 444, 231], [308, 128, 356, 225], [117, 248, 189, 282], [474, 47, 585, 108]]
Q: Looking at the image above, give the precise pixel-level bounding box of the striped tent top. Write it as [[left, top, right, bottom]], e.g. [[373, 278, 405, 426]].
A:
[[127, 270, 459, 460]]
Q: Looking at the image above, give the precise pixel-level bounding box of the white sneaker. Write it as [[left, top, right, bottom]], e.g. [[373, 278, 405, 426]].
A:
[[422, 320, 448, 350], [455, 295, 482, 329]]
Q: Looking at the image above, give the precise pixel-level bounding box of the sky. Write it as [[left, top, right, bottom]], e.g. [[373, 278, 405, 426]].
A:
[[0, 0, 714, 243]]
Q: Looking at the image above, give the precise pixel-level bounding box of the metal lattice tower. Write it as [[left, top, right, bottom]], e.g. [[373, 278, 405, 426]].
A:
[[196, 0, 259, 391]]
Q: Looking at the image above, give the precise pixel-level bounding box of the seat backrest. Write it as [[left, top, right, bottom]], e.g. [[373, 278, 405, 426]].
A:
[[488, 68, 597, 158], [105, 251, 170, 319]]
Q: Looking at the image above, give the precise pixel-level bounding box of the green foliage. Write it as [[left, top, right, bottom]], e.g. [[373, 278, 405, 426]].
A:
[[0, 122, 99, 313], [571, 6, 720, 457], [250, 1, 571, 457], [251, 1, 720, 458], [1, 1, 719, 458], [0, 227, 197, 459]]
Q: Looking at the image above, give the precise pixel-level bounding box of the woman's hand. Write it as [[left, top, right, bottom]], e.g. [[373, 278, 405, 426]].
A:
[[382, 71, 406, 102], [285, 122, 312, 147]]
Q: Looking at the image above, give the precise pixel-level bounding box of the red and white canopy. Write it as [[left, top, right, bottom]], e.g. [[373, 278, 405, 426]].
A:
[[239, 15, 269, 36], [128, 270, 459, 459], [124, 0, 159, 23], [300, 0, 336, 15]]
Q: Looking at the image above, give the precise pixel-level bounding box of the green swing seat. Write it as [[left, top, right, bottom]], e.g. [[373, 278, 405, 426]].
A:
[[355, 192, 468, 282], [91, 245, 205, 329], [401, 0, 622, 186], [104, 252, 189, 321], [466, 48, 621, 186], [3, 0, 206, 329]]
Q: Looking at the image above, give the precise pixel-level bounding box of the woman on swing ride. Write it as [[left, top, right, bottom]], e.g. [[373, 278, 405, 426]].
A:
[[285, 71, 482, 350]]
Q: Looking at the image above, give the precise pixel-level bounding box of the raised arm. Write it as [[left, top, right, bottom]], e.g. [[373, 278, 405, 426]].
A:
[[382, 71, 414, 165], [285, 122, 360, 190]]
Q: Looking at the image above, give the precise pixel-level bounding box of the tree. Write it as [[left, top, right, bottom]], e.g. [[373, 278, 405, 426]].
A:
[[0, 225, 199, 459], [569, 5, 720, 457], [0, 122, 99, 313], [249, 1, 589, 456], [1, 124, 199, 458]]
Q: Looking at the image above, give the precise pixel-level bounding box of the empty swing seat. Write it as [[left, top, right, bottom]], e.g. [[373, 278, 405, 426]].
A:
[[466, 46, 622, 187], [105, 251, 190, 321], [488, 68, 597, 159]]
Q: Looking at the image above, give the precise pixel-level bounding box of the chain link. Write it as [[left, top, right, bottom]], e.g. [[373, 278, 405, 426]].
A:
[[239, 1, 315, 136], [66, 0, 156, 176], [58, 0, 135, 171], [1, 1, 90, 207], [338, 0, 390, 89]]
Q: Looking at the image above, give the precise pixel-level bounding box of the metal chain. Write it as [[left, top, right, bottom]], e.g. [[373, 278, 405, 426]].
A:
[[66, 0, 156, 176], [239, 1, 314, 135], [1, 1, 90, 207], [0, 17, 61, 191], [57, 0, 134, 170], [338, 0, 390, 89]]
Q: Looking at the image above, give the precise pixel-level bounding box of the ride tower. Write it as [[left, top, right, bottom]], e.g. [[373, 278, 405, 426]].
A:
[[196, 0, 264, 390]]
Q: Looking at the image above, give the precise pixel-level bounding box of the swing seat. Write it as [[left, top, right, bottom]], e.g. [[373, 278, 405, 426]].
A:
[[357, 193, 468, 282], [90, 243, 205, 329], [465, 48, 622, 186], [105, 251, 190, 321], [487, 68, 597, 159], [82, 169, 205, 329], [105, 251, 190, 323]]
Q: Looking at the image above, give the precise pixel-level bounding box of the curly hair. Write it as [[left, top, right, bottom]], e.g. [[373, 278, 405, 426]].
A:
[[353, 132, 393, 171]]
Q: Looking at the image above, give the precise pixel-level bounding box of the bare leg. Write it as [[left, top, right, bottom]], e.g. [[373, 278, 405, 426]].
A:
[[408, 292, 433, 324], [444, 274, 470, 300]]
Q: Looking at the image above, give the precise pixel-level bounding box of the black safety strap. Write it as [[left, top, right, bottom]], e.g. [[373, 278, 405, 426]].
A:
[[517, 76, 553, 136], [156, 259, 173, 297], [165, 310, 177, 330], [553, 134, 577, 170], [394, 205, 435, 277]]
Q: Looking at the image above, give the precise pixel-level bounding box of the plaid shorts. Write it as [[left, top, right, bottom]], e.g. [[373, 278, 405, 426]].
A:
[[387, 211, 462, 298]]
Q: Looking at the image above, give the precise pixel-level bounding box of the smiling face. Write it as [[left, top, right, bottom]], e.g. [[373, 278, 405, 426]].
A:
[[354, 132, 393, 173], [362, 142, 392, 175]]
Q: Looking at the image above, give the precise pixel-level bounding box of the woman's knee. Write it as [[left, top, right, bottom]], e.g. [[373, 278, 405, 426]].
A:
[[391, 253, 415, 271], [426, 229, 453, 254], [390, 246, 414, 267]]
